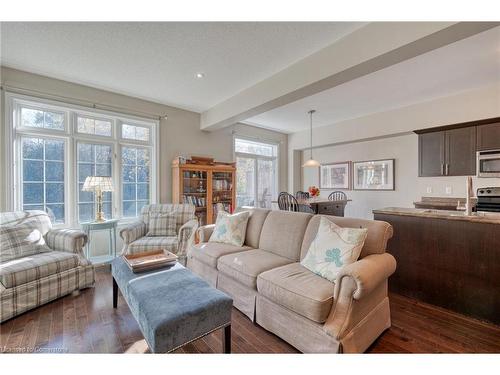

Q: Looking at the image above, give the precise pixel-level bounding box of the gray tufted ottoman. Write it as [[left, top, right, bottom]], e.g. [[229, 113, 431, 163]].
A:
[[111, 256, 232, 353]]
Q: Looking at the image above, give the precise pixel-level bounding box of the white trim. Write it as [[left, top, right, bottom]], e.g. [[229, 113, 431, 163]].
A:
[[5, 91, 159, 228]]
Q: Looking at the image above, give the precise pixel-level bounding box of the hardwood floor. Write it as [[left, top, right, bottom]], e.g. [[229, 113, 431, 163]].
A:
[[1, 266, 499, 354]]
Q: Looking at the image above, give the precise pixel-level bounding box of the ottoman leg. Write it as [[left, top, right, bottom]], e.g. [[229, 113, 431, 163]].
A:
[[223, 324, 231, 354], [113, 277, 118, 308]]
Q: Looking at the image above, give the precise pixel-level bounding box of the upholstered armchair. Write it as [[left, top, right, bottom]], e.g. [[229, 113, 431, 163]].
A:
[[119, 204, 198, 264], [0, 210, 95, 323]]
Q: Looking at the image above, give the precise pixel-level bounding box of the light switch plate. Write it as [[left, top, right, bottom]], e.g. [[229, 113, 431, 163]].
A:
[[426, 186, 433, 194], [445, 186, 452, 195]]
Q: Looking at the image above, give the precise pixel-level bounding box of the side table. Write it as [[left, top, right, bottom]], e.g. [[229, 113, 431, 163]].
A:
[[81, 219, 119, 264]]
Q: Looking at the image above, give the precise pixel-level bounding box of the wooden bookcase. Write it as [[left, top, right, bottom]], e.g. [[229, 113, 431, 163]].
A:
[[172, 158, 236, 225]]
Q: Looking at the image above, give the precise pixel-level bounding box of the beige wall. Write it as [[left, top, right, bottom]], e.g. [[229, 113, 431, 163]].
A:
[[292, 84, 500, 219], [0, 67, 287, 212]]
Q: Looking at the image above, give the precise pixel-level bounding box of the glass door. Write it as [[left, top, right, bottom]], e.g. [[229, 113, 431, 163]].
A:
[[236, 156, 256, 208], [212, 171, 234, 222], [182, 169, 207, 226]]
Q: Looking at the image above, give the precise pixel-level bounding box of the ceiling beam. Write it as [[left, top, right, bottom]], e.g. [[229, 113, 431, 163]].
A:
[[200, 22, 499, 131]]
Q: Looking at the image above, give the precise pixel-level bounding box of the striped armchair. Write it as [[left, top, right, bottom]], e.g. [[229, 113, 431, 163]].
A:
[[0, 211, 95, 323], [119, 204, 198, 264]]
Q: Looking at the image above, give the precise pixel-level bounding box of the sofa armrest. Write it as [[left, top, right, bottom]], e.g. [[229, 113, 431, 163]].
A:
[[177, 219, 199, 257], [119, 221, 147, 245], [323, 253, 396, 340], [334, 253, 397, 301], [197, 224, 215, 243], [45, 229, 88, 257]]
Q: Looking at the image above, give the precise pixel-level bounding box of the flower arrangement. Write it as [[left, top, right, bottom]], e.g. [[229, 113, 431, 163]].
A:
[[308, 185, 320, 197]]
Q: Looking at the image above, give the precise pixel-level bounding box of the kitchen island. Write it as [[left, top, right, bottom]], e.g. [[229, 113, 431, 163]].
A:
[[373, 207, 500, 325]]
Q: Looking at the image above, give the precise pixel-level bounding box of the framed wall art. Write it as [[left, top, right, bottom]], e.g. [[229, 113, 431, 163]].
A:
[[353, 159, 395, 190], [319, 161, 351, 190]]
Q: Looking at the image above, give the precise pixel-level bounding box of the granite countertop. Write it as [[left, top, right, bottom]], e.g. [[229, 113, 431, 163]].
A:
[[373, 207, 500, 224]]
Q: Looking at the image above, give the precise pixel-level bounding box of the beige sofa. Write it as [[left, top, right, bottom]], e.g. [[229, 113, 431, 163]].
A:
[[187, 207, 396, 353]]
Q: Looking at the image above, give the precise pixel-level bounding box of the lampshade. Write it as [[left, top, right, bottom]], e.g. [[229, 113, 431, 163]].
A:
[[82, 176, 114, 192], [302, 158, 321, 168], [302, 109, 320, 168]]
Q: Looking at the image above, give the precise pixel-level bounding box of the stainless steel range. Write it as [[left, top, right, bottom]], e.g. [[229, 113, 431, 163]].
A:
[[476, 187, 500, 212]]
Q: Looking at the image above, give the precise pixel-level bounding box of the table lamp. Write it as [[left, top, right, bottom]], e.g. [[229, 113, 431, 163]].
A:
[[82, 176, 114, 222]]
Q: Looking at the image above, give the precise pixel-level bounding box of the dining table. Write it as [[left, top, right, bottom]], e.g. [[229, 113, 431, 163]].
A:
[[271, 197, 352, 217]]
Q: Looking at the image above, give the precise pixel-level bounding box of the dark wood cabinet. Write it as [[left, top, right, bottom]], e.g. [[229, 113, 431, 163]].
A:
[[374, 212, 500, 325], [418, 127, 476, 176], [477, 122, 500, 151], [418, 131, 445, 176], [445, 127, 476, 176]]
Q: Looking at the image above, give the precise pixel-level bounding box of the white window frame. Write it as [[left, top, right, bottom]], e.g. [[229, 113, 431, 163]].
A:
[[233, 136, 279, 208], [5, 92, 159, 228]]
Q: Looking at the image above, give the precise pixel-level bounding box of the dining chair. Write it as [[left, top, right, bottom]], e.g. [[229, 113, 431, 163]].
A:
[[328, 191, 347, 201], [277, 192, 300, 212], [295, 191, 310, 199]]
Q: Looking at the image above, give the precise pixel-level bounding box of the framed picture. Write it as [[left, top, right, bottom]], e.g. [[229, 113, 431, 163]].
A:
[[353, 159, 395, 190], [319, 162, 351, 190]]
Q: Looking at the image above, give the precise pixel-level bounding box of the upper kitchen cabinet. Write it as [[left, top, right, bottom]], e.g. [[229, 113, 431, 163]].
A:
[[477, 122, 500, 151], [417, 126, 476, 177]]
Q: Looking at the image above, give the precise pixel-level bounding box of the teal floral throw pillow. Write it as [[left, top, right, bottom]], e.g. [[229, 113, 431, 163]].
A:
[[301, 217, 368, 282], [209, 211, 250, 247]]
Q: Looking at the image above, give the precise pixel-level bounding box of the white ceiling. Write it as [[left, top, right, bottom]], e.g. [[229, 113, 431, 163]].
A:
[[0, 22, 364, 112], [245, 26, 500, 133]]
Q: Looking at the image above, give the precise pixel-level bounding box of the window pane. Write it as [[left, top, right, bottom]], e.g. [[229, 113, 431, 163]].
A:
[[46, 204, 64, 223], [46, 183, 64, 203], [79, 203, 94, 223], [137, 184, 149, 200], [236, 157, 255, 207], [78, 143, 94, 162], [22, 138, 43, 159], [77, 142, 113, 222], [21, 137, 65, 223], [122, 146, 150, 218], [21, 108, 44, 128], [77, 117, 95, 134], [23, 183, 44, 204], [45, 161, 64, 181], [21, 107, 64, 131], [257, 159, 275, 209], [123, 165, 136, 182], [95, 120, 112, 136], [123, 201, 136, 218], [45, 140, 64, 160], [44, 112, 64, 130], [23, 160, 43, 181], [79, 163, 94, 182], [23, 204, 44, 211], [122, 124, 150, 141], [123, 183, 136, 200], [95, 145, 112, 163], [235, 138, 277, 157]]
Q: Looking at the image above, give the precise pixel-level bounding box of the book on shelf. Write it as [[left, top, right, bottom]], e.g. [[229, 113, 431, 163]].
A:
[[183, 194, 206, 207]]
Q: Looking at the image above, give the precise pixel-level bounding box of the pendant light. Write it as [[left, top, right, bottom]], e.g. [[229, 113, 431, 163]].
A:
[[302, 109, 320, 167]]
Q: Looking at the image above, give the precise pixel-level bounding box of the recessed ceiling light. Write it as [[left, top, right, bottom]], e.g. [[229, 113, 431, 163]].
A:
[[196, 72, 205, 79]]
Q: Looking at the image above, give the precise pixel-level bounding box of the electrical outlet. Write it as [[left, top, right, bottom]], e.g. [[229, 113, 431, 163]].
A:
[[426, 186, 433, 194], [445, 186, 452, 195]]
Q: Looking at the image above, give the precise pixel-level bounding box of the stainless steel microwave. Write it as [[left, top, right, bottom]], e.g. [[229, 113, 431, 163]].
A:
[[477, 149, 500, 178]]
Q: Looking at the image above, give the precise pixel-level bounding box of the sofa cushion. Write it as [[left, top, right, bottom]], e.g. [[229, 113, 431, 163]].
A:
[[258, 211, 313, 261], [127, 236, 178, 255], [235, 207, 271, 248], [301, 217, 367, 282], [0, 251, 80, 288], [146, 212, 177, 237], [257, 263, 334, 323], [300, 215, 393, 260], [0, 222, 51, 263], [217, 249, 292, 289], [190, 242, 252, 268], [140, 204, 195, 232], [209, 211, 250, 247]]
